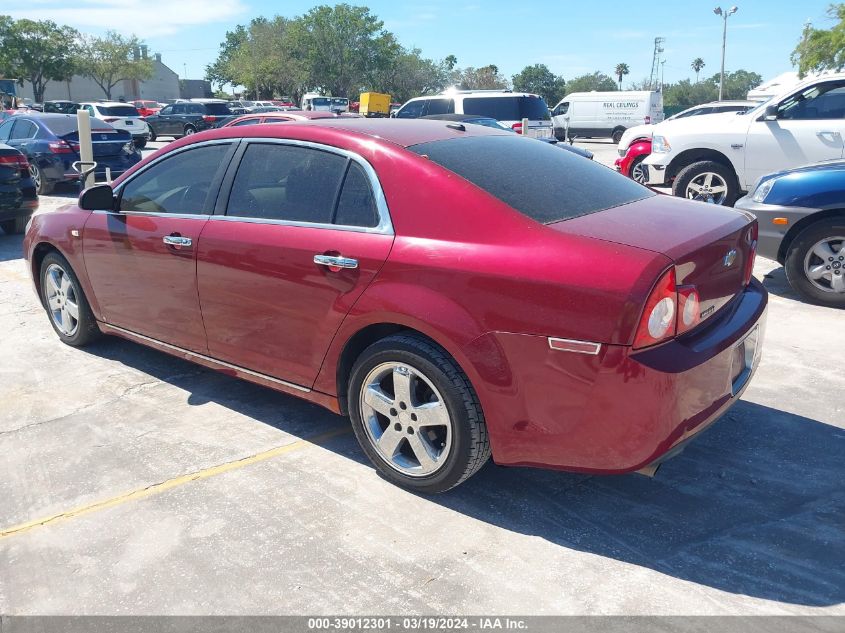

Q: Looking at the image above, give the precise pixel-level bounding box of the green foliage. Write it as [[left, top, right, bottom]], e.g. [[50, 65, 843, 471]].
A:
[[662, 70, 763, 108], [77, 31, 153, 99], [458, 65, 509, 90], [691, 57, 706, 82], [0, 17, 80, 102], [792, 5, 845, 77], [614, 63, 630, 89], [565, 71, 618, 93], [512, 64, 566, 104]]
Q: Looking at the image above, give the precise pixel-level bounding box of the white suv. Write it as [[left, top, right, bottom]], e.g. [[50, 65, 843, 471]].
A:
[[643, 74, 845, 205], [79, 102, 151, 148], [395, 90, 553, 138]]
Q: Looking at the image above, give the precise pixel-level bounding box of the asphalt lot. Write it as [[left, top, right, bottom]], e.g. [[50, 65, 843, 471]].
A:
[[1, 139, 843, 615]]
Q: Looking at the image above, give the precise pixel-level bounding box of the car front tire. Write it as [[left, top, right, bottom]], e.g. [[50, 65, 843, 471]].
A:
[[39, 252, 101, 346], [348, 333, 491, 493], [672, 160, 739, 206], [784, 217, 845, 308]]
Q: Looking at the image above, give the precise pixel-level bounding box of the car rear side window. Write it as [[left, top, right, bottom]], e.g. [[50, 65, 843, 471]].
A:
[[11, 120, 37, 139], [334, 163, 378, 228], [462, 96, 550, 121], [205, 103, 232, 115], [425, 99, 454, 116], [409, 135, 653, 224], [226, 143, 347, 224], [119, 144, 231, 214]]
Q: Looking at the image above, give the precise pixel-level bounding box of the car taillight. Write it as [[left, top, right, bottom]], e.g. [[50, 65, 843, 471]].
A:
[[744, 222, 758, 286], [633, 268, 678, 349], [48, 141, 74, 154], [0, 154, 28, 168], [202, 115, 217, 123], [644, 115, 651, 124], [677, 286, 700, 335], [511, 122, 523, 135]]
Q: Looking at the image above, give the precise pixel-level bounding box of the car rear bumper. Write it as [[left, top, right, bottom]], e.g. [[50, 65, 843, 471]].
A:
[[734, 195, 816, 263], [464, 279, 768, 472]]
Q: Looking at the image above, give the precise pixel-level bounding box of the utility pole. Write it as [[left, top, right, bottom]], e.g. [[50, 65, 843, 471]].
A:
[[714, 6, 738, 101], [660, 59, 666, 89]]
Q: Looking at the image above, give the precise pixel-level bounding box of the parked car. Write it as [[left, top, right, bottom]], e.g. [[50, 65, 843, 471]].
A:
[[302, 93, 332, 111], [229, 100, 256, 113], [272, 98, 295, 107], [23, 119, 766, 492], [396, 90, 553, 138], [144, 101, 234, 140], [79, 102, 151, 148], [736, 161, 845, 307], [0, 143, 37, 234], [0, 114, 141, 194], [421, 113, 593, 159], [43, 100, 80, 114], [132, 100, 162, 117], [331, 97, 350, 114], [220, 111, 336, 127], [551, 90, 664, 143], [643, 74, 845, 206], [250, 106, 285, 113], [616, 101, 757, 183]]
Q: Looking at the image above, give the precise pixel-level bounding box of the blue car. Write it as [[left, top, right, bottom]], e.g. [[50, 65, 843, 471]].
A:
[[736, 161, 845, 308], [0, 113, 142, 195]]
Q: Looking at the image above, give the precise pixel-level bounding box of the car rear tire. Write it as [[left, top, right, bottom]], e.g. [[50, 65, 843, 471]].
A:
[[629, 155, 647, 184], [672, 160, 739, 206], [39, 252, 101, 347], [0, 216, 28, 234], [184, 125, 196, 136], [348, 333, 491, 493], [784, 217, 845, 308], [148, 129, 157, 142], [611, 128, 625, 144], [135, 138, 147, 149], [29, 163, 53, 196]]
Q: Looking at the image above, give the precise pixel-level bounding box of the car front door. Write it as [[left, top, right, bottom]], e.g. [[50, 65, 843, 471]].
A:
[[82, 141, 236, 352], [196, 140, 394, 388], [744, 80, 845, 188]]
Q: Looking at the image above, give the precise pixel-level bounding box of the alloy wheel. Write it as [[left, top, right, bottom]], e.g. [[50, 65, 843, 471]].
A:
[[631, 161, 646, 184], [804, 236, 845, 294], [29, 164, 41, 190], [685, 172, 728, 205], [359, 361, 453, 477], [44, 263, 80, 336]]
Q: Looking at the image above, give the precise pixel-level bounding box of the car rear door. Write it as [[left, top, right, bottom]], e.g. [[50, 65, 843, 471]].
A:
[[196, 139, 394, 388], [82, 140, 236, 352], [744, 80, 845, 188]]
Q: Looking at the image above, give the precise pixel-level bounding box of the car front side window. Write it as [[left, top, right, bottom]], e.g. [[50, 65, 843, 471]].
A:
[[396, 100, 426, 119], [779, 82, 845, 120], [119, 144, 231, 215]]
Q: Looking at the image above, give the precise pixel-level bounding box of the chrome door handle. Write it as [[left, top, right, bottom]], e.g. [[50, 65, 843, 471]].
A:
[[817, 130, 841, 137], [163, 235, 192, 247], [314, 254, 358, 269]]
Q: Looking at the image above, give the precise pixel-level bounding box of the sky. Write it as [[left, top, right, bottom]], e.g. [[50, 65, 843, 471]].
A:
[[5, 0, 836, 88]]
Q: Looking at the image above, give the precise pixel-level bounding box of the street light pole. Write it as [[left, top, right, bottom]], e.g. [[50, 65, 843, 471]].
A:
[[714, 6, 738, 101]]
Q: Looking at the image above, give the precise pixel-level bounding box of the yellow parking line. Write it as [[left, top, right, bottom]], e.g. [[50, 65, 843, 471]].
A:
[[0, 426, 351, 539]]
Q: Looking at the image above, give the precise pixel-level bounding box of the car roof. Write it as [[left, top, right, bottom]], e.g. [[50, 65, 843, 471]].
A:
[[421, 113, 494, 122], [208, 118, 511, 148]]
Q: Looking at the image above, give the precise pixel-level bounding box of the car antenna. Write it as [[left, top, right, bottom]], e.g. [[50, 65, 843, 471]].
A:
[[446, 123, 466, 131]]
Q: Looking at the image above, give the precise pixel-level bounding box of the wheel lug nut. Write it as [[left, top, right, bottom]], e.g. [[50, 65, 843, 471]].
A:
[[399, 402, 407, 410], [394, 422, 402, 431], [407, 427, 414, 435], [389, 408, 397, 417], [410, 413, 417, 422]]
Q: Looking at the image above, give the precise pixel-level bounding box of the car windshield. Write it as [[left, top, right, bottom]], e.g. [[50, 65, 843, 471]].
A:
[[99, 105, 140, 117], [409, 135, 652, 223], [332, 98, 349, 105], [745, 96, 774, 117], [312, 98, 331, 106], [205, 103, 233, 115], [462, 96, 551, 121]]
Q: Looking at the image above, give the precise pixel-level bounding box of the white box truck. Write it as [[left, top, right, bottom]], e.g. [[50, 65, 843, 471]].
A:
[[551, 90, 664, 143]]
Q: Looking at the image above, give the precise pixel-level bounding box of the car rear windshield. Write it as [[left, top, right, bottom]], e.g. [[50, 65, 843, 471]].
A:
[[204, 103, 232, 115], [44, 117, 115, 136], [99, 105, 140, 117], [408, 135, 653, 224], [462, 96, 551, 121]]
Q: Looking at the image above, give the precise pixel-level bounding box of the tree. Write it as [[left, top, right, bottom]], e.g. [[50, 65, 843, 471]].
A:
[[565, 71, 617, 93], [206, 25, 249, 91], [444, 55, 458, 71], [614, 63, 630, 90], [458, 65, 509, 90], [792, 5, 845, 77], [76, 31, 153, 99], [691, 58, 706, 83], [0, 18, 79, 102], [662, 69, 762, 109], [512, 63, 566, 104], [709, 69, 762, 100]]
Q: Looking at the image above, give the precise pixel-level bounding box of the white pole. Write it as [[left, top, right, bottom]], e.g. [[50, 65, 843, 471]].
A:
[[522, 117, 529, 137], [76, 109, 95, 189]]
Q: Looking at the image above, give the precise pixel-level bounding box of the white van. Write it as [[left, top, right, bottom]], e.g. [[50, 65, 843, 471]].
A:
[[301, 93, 332, 112], [395, 90, 553, 138], [551, 91, 664, 143]]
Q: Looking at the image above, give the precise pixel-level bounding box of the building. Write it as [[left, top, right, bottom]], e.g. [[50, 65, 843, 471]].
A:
[[180, 80, 213, 100], [18, 47, 181, 103]]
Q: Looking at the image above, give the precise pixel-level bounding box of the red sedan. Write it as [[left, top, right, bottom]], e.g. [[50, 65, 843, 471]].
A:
[[23, 120, 767, 493], [221, 111, 336, 127], [132, 100, 161, 118]]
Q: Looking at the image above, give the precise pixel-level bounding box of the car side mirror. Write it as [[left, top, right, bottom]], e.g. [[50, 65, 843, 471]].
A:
[[79, 184, 115, 211], [763, 104, 778, 121]]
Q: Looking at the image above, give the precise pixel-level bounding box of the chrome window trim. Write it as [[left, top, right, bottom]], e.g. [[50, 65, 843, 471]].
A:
[[223, 137, 394, 236]]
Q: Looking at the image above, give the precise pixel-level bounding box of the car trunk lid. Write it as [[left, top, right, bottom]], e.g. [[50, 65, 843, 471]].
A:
[[60, 128, 130, 158], [553, 195, 756, 329]]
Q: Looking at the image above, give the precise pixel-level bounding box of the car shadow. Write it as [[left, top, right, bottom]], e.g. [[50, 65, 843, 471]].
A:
[[760, 264, 804, 302], [0, 232, 23, 262], [81, 336, 845, 608]]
